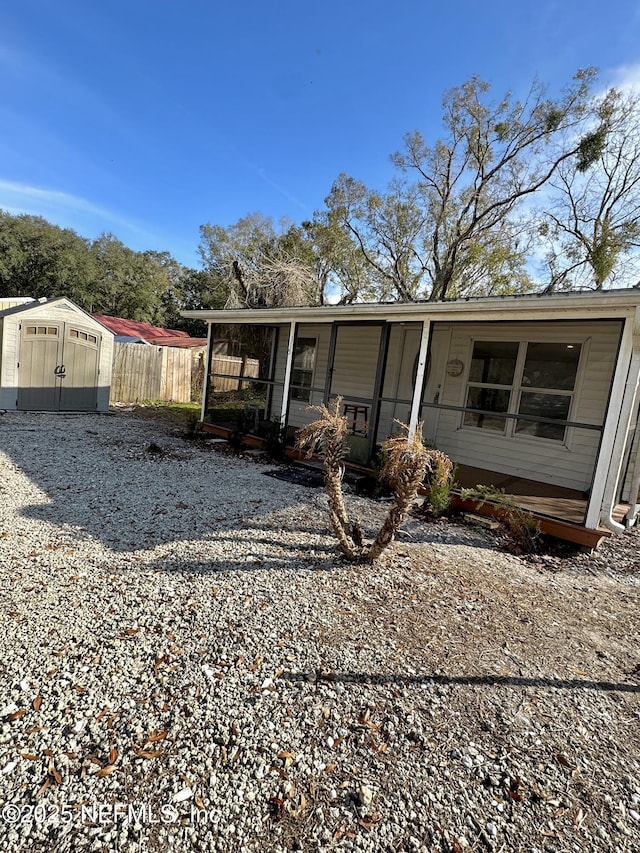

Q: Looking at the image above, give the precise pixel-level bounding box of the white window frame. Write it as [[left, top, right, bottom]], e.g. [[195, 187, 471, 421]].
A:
[[290, 336, 317, 403], [460, 337, 587, 447]]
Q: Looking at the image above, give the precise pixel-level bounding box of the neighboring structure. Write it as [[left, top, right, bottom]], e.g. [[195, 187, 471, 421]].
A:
[[183, 290, 640, 546], [0, 297, 114, 412], [92, 315, 209, 349]]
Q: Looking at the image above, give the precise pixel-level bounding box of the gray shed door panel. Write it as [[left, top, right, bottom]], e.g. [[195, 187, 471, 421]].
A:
[[17, 322, 100, 411], [59, 325, 100, 411]]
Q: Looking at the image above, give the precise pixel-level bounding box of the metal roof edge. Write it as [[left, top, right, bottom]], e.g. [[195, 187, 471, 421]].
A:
[[181, 289, 640, 324]]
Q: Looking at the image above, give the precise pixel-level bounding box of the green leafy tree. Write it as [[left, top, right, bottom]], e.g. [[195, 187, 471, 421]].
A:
[[89, 235, 182, 322], [0, 212, 95, 303], [540, 88, 640, 290], [325, 70, 603, 301]]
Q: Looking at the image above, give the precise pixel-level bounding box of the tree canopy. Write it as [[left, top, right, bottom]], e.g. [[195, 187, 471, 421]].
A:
[[0, 212, 207, 329], [2, 70, 639, 318]]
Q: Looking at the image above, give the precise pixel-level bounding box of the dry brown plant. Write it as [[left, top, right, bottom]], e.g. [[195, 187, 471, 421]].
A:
[[296, 403, 436, 563]]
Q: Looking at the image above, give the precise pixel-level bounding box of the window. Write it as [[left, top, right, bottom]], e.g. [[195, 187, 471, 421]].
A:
[[515, 342, 581, 440], [26, 326, 58, 336], [463, 341, 518, 431], [290, 338, 316, 402], [463, 339, 582, 442], [70, 328, 97, 344]]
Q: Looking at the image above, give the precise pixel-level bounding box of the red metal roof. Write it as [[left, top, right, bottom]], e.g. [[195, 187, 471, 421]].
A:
[[92, 314, 207, 348]]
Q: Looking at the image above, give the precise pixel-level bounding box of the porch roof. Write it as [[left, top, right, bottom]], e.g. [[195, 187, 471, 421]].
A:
[[182, 289, 640, 326]]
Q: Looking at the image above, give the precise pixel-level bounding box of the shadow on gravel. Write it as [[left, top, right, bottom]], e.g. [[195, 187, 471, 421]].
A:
[[284, 670, 640, 694], [1, 413, 335, 552], [2, 412, 505, 558]]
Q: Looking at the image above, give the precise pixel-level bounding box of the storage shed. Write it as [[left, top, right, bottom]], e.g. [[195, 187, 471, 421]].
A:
[[0, 297, 114, 412]]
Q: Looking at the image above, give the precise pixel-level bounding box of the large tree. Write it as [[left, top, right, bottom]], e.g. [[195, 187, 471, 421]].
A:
[[0, 212, 96, 303], [325, 69, 605, 301], [198, 212, 321, 308], [539, 88, 640, 291]]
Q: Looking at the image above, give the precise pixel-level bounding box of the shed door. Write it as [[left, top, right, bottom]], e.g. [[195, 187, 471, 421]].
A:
[[17, 322, 101, 411], [17, 323, 63, 410], [59, 325, 100, 411]]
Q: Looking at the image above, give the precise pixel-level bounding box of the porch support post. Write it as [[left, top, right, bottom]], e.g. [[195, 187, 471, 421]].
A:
[[200, 322, 215, 422], [323, 322, 338, 404], [408, 320, 432, 439], [279, 321, 297, 428], [367, 322, 391, 460], [585, 312, 639, 530]]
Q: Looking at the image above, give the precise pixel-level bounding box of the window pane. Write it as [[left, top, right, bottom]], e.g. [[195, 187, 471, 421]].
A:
[[291, 337, 316, 402], [463, 387, 511, 431], [521, 342, 581, 390], [468, 341, 518, 385], [516, 392, 571, 440]]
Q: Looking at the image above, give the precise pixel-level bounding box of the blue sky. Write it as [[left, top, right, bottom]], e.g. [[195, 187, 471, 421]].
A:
[[1, 0, 639, 268]]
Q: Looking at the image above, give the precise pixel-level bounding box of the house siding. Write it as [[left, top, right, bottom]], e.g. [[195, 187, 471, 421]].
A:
[[273, 323, 388, 430], [426, 320, 622, 492], [270, 324, 332, 425]]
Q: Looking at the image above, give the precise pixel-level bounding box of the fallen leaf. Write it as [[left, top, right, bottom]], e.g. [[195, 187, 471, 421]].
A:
[[134, 749, 164, 760], [47, 756, 62, 784], [96, 764, 118, 777], [145, 730, 168, 744], [20, 753, 39, 761], [8, 708, 27, 722], [36, 777, 50, 798], [108, 747, 118, 764], [33, 697, 43, 711]]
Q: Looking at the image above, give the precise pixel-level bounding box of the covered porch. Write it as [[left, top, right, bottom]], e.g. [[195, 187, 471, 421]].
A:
[[184, 292, 640, 546]]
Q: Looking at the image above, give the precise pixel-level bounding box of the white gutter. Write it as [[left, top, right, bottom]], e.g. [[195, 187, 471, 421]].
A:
[[585, 309, 640, 532], [408, 320, 431, 438], [279, 322, 297, 428]]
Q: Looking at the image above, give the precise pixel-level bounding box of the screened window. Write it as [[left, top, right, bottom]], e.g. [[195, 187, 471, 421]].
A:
[[463, 341, 518, 431], [290, 338, 317, 402], [515, 342, 581, 440], [463, 340, 582, 442]]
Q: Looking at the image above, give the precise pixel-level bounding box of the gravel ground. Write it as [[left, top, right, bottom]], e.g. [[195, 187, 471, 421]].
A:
[[0, 410, 639, 853]]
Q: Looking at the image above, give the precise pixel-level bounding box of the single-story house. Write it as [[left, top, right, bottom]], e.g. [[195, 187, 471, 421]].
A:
[[182, 290, 640, 547], [0, 297, 114, 412]]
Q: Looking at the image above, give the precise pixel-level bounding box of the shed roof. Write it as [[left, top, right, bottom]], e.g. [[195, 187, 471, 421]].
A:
[[92, 314, 207, 348], [0, 297, 115, 335]]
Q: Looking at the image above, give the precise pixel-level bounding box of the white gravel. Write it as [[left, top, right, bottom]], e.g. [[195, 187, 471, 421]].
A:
[[0, 410, 638, 853]]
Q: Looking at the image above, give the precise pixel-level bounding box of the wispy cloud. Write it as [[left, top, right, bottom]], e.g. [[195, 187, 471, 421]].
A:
[[0, 179, 153, 240], [605, 63, 640, 93], [256, 168, 311, 214]]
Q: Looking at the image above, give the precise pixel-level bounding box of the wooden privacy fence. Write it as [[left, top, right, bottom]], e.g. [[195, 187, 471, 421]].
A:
[[110, 344, 259, 403], [211, 355, 260, 392]]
